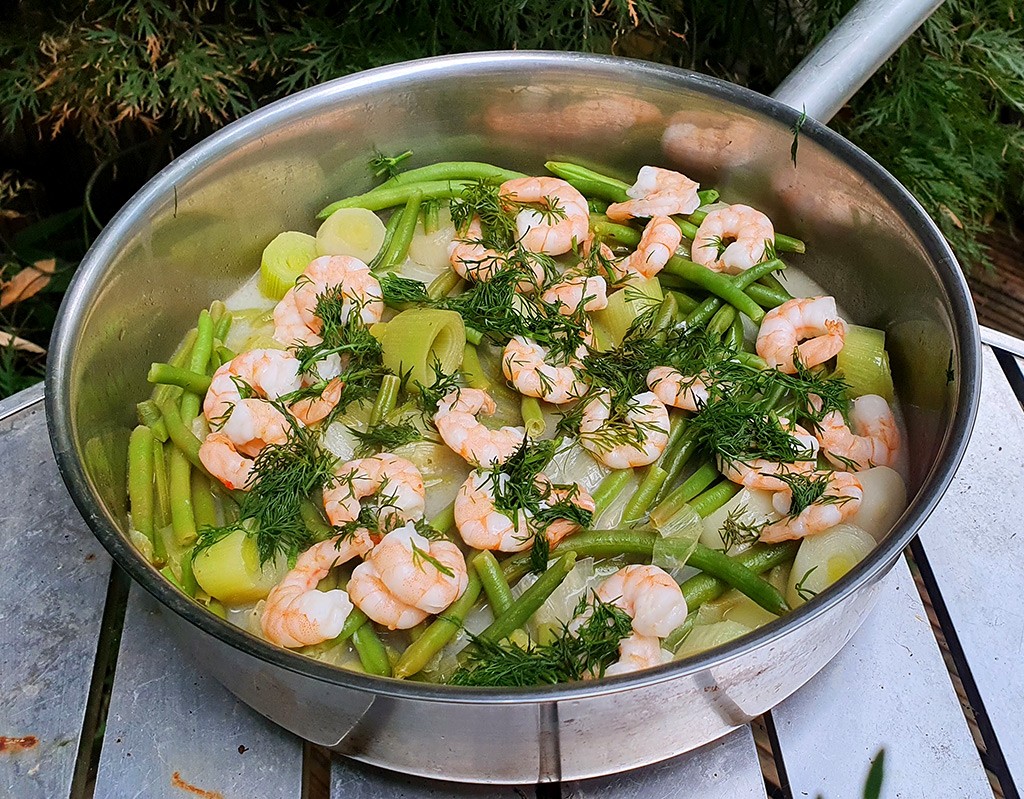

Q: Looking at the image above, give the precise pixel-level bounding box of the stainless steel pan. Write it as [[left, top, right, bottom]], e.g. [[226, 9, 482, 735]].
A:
[[46, 0, 980, 783]]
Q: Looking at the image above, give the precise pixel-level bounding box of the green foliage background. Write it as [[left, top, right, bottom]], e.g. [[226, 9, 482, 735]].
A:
[[0, 0, 1022, 393]]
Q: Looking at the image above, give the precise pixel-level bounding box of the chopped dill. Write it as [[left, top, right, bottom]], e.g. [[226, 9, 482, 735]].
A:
[[449, 596, 634, 686], [483, 438, 593, 570], [415, 359, 462, 417], [794, 566, 819, 602], [790, 106, 807, 168], [379, 273, 430, 306], [449, 179, 567, 252], [719, 505, 766, 550], [350, 419, 421, 457], [775, 471, 853, 518], [194, 413, 336, 565], [411, 542, 455, 577]]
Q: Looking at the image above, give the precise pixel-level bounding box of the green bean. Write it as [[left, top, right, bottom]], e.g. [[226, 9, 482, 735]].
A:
[[662, 616, 695, 651], [521, 396, 546, 438], [651, 460, 719, 526], [369, 206, 404, 270], [651, 293, 679, 337], [427, 269, 462, 300], [393, 570, 482, 678], [591, 469, 633, 518], [707, 305, 737, 337], [353, 624, 393, 677], [690, 480, 741, 518], [657, 413, 689, 468], [478, 552, 576, 644], [465, 326, 484, 346], [472, 550, 514, 616], [381, 161, 524, 188], [545, 161, 630, 203], [379, 191, 423, 271], [213, 310, 232, 342], [724, 314, 745, 351], [215, 345, 236, 365], [335, 607, 369, 645], [775, 233, 805, 254], [684, 296, 723, 329], [621, 465, 668, 524], [745, 283, 790, 309], [589, 217, 641, 247], [429, 501, 456, 536], [369, 374, 402, 427], [318, 179, 474, 218], [681, 541, 799, 609], [180, 310, 215, 423], [461, 344, 490, 390], [697, 189, 719, 205], [667, 290, 701, 314], [151, 327, 198, 406], [127, 426, 155, 543], [158, 400, 204, 470], [136, 399, 169, 442], [167, 445, 197, 547], [152, 440, 171, 533], [653, 426, 700, 504], [299, 498, 333, 541], [147, 363, 212, 395], [422, 199, 441, 234], [662, 258, 765, 322], [686, 544, 790, 615], [190, 471, 219, 530]]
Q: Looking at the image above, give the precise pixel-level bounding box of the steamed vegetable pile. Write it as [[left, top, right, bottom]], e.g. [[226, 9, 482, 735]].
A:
[[126, 155, 908, 684]]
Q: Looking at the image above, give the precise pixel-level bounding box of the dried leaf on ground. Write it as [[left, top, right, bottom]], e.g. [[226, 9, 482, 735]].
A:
[[1, 258, 56, 309], [0, 331, 46, 355]]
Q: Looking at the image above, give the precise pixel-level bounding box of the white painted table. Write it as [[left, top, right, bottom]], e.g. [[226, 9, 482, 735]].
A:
[[2, 342, 1022, 799]]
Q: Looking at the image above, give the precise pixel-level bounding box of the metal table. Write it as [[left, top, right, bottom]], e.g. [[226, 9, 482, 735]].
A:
[[3, 337, 1022, 799]]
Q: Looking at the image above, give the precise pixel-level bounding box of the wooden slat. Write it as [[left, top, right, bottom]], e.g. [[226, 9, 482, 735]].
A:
[[331, 756, 530, 797], [769, 558, 993, 798], [565, 726, 766, 799], [0, 392, 112, 799], [94, 587, 305, 799], [969, 229, 1024, 341], [913, 347, 1024, 792]]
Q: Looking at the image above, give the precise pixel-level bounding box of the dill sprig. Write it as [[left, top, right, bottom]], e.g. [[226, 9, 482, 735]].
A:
[[350, 419, 422, 457], [794, 566, 819, 602], [719, 505, 766, 551], [483, 438, 594, 567], [449, 596, 634, 686], [379, 273, 430, 305], [194, 414, 336, 565], [369, 149, 413, 179], [775, 471, 854, 518], [449, 179, 567, 252], [415, 359, 462, 416]]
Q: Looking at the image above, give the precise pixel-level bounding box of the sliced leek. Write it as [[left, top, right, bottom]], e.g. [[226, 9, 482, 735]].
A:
[[381, 308, 466, 390], [316, 207, 387, 263], [258, 231, 318, 299]]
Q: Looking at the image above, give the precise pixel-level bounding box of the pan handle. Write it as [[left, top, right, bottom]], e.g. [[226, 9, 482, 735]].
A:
[[771, 0, 943, 123]]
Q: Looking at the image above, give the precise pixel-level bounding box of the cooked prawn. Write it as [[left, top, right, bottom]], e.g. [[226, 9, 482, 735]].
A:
[[348, 524, 467, 630], [579, 390, 670, 469], [756, 296, 847, 374], [290, 376, 344, 426], [604, 633, 672, 676], [204, 349, 301, 430], [323, 453, 426, 536], [691, 204, 774, 274], [595, 564, 688, 638], [615, 215, 682, 279], [605, 166, 701, 222], [433, 388, 526, 468], [454, 470, 594, 552], [198, 432, 257, 491], [273, 287, 321, 347], [292, 255, 384, 332], [814, 394, 901, 470], [499, 176, 589, 256], [719, 418, 819, 492], [449, 217, 543, 290], [646, 366, 710, 412], [260, 531, 374, 648], [502, 336, 588, 405], [541, 273, 609, 314], [761, 471, 864, 542]]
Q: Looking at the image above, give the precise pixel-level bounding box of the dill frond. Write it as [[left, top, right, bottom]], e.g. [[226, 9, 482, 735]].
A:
[[369, 148, 413, 179], [350, 419, 422, 457], [449, 596, 634, 686]]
